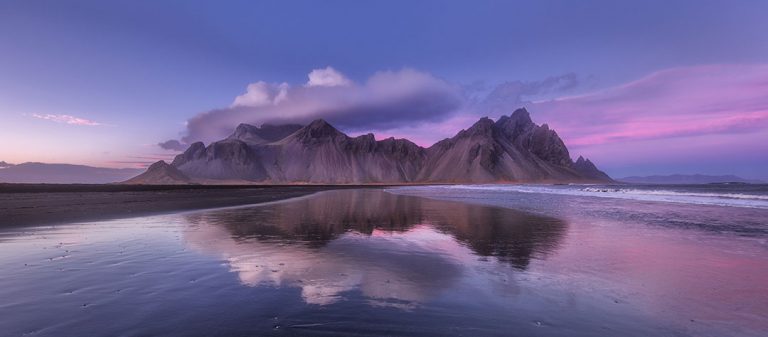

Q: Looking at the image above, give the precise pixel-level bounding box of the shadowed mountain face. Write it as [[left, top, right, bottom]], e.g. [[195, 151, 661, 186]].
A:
[[131, 108, 611, 184], [419, 110, 598, 182]]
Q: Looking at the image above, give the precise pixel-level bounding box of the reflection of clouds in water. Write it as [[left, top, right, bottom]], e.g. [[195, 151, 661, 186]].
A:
[[183, 190, 567, 307], [186, 224, 465, 306]]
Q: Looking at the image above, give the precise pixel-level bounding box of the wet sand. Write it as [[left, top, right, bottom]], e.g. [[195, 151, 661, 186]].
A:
[[0, 184, 381, 228]]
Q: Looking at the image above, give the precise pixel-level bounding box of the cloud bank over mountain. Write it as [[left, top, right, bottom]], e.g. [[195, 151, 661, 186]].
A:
[[165, 68, 464, 148]]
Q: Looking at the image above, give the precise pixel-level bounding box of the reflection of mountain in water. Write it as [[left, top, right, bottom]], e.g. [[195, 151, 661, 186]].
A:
[[183, 189, 566, 306], [185, 189, 423, 247], [186, 189, 566, 268], [430, 205, 565, 269]]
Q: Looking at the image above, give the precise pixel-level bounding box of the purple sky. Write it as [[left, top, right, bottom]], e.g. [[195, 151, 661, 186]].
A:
[[1, 1, 767, 179]]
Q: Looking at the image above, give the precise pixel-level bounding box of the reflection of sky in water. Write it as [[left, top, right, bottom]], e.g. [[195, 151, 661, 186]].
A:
[[203, 227, 464, 307], [1, 189, 766, 336]]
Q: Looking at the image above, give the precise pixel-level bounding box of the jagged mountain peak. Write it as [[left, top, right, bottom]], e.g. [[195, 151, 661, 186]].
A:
[[229, 123, 261, 141], [465, 117, 495, 135], [233, 122, 257, 131], [124, 160, 191, 185], [572, 155, 611, 181], [474, 117, 495, 127], [147, 160, 172, 171], [495, 108, 535, 137], [293, 119, 345, 141], [354, 133, 376, 141], [171, 142, 206, 167], [307, 119, 333, 129], [228, 122, 302, 144], [574, 156, 599, 167], [510, 107, 532, 123], [188, 141, 206, 151]]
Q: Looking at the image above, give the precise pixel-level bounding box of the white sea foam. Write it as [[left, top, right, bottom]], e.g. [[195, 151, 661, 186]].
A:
[[580, 187, 768, 200], [424, 184, 768, 209]]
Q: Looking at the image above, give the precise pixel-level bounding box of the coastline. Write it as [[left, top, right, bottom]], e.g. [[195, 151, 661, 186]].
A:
[[0, 184, 387, 228], [0, 182, 602, 229]]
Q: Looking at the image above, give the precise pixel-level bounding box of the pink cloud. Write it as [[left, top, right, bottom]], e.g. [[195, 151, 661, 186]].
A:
[[567, 110, 768, 146], [31, 114, 102, 126], [531, 64, 768, 146]]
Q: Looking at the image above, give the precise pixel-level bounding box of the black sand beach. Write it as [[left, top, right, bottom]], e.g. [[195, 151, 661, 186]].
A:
[[0, 184, 379, 227]]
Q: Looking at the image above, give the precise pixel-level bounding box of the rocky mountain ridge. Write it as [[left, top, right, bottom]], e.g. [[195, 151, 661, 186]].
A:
[[129, 108, 612, 184]]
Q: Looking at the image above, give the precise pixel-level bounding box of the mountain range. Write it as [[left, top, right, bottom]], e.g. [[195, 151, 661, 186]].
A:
[[126, 108, 612, 184], [0, 162, 142, 184], [619, 174, 765, 185]]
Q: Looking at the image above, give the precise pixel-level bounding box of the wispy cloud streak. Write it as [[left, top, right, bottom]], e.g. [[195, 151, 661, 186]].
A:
[[30, 114, 102, 126]]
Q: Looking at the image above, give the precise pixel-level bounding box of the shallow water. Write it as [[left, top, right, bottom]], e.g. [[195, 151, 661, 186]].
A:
[[424, 183, 768, 209], [1, 189, 766, 336]]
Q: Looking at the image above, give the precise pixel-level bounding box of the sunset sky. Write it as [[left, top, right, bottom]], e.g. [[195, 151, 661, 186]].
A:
[[1, 0, 767, 179]]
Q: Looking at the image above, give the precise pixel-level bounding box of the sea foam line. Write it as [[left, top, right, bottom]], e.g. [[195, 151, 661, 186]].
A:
[[422, 184, 768, 209]]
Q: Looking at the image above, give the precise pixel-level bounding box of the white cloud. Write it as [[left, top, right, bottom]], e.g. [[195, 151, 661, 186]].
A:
[[231, 81, 289, 107], [305, 66, 352, 87]]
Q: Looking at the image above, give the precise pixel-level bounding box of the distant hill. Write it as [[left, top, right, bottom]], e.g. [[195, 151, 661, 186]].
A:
[[619, 174, 765, 185], [0, 162, 143, 184], [127, 108, 613, 184], [122, 161, 192, 185]]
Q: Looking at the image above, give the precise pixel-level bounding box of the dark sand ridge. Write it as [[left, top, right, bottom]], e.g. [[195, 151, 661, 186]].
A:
[[0, 184, 387, 228]]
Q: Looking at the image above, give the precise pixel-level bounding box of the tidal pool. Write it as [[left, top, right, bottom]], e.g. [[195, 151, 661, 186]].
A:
[[1, 189, 766, 336]]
